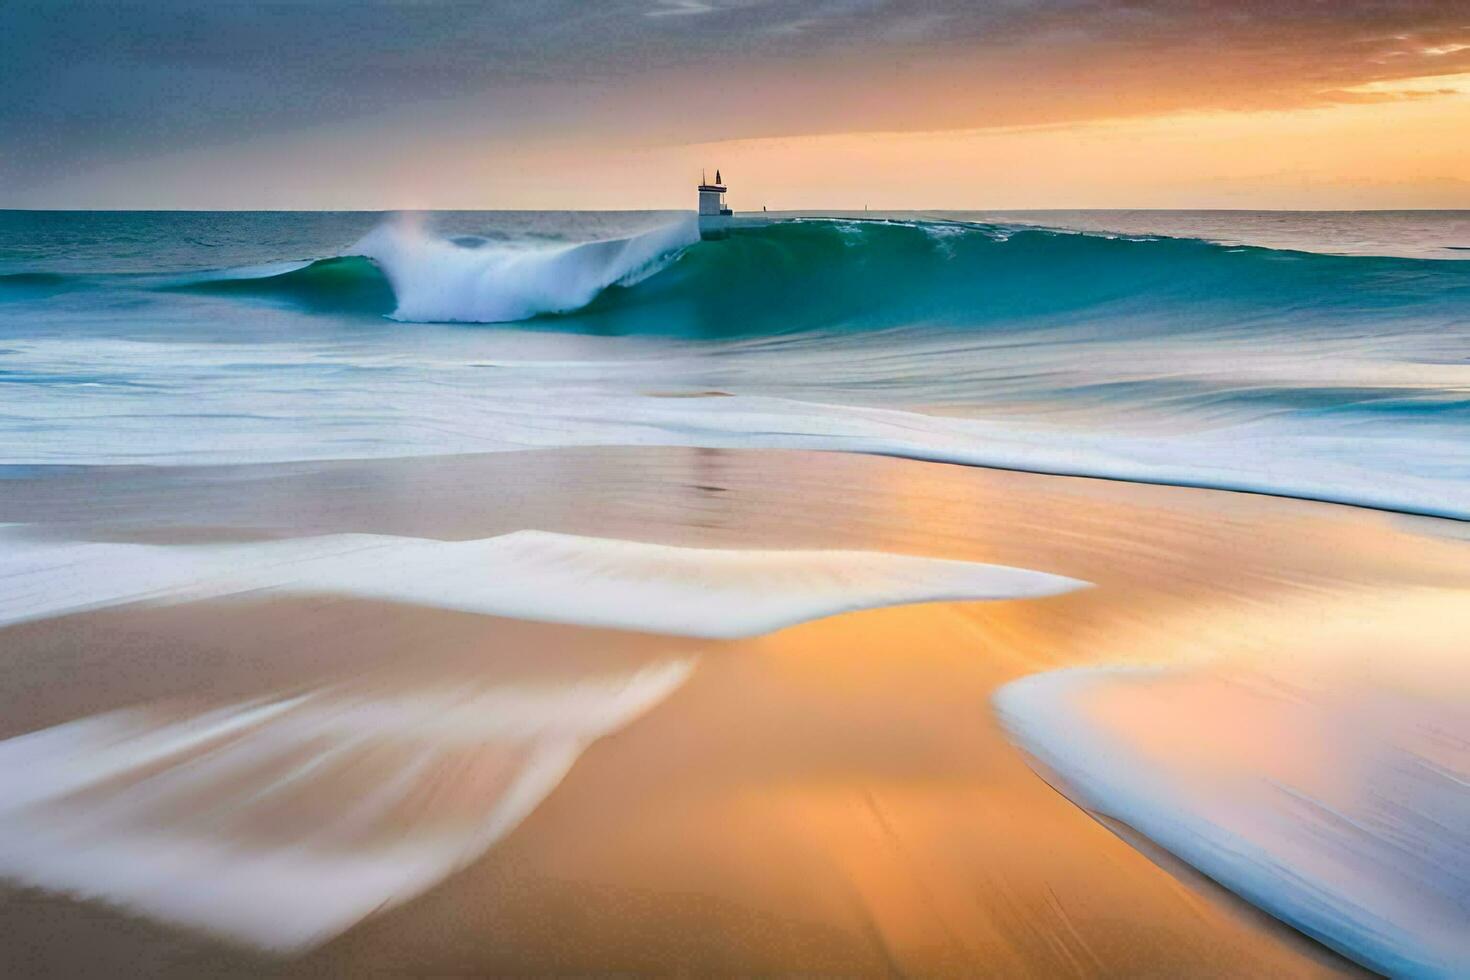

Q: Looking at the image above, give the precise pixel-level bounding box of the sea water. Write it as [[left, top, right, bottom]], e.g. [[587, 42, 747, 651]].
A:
[[1, 208, 1467, 514], [2, 208, 1467, 517]]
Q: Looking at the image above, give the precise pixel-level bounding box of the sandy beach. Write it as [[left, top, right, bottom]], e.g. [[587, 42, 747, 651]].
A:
[[2, 446, 1467, 976]]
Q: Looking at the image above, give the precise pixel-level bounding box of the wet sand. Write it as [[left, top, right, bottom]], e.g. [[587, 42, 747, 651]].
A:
[[3, 447, 1466, 975]]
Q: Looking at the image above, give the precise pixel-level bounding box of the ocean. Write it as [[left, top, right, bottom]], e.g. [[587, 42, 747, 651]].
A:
[[2, 208, 1468, 518], [2, 207, 1469, 975]]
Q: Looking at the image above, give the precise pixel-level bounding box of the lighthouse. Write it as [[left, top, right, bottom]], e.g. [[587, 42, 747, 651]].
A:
[[697, 169, 733, 216]]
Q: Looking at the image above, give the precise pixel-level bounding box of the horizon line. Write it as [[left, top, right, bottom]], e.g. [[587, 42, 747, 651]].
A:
[[5, 206, 1469, 215]]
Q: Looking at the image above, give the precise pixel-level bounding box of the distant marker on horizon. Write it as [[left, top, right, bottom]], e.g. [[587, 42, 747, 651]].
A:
[[698, 168, 733, 217]]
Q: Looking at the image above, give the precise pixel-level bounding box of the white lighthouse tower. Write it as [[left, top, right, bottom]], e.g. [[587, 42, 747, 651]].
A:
[[697, 169, 732, 216]]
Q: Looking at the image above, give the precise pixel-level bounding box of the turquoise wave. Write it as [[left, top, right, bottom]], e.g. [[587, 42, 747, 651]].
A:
[[163, 256, 395, 314], [581, 218, 1469, 337], [7, 218, 1466, 339]]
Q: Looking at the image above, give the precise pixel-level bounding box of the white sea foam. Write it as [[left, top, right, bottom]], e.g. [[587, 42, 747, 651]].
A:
[[353, 213, 699, 322], [995, 594, 1470, 978], [466, 393, 1470, 520], [0, 662, 693, 950], [0, 528, 1084, 948], [8, 320, 1465, 516], [0, 527, 1083, 637]]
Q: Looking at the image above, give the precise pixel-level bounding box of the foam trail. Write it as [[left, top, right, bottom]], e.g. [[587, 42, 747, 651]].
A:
[[0, 527, 1085, 637], [995, 591, 1470, 978], [0, 525, 1084, 949], [353, 213, 699, 322], [0, 662, 694, 950], [6, 341, 1466, 517], [468, 393, 1470, 522]]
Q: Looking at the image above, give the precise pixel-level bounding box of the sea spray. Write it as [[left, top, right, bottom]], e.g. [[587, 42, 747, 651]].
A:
[[353, 211, 700, 323]]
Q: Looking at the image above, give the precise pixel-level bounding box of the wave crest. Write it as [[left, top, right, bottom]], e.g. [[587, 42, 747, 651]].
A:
[[353, 214, 700, 323]]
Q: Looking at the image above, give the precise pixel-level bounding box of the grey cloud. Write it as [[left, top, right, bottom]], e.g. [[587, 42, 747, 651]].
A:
[[2, 0, 1465, 197]]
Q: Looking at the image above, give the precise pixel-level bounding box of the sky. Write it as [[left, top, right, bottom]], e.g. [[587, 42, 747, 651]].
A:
[[2, 0, 1468, 210]]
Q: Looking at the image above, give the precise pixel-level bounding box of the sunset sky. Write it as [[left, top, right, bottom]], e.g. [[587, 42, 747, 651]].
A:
[[4, 1, 1467, 209]]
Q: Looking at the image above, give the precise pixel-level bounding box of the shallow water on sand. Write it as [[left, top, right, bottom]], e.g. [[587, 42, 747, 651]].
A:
[[0, 449, 1465, 973]]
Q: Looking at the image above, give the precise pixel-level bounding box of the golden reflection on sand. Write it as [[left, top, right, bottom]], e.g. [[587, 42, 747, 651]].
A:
[[2, 447, 1463, 975]]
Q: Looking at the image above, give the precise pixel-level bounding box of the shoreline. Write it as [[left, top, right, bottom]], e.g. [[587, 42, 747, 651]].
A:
[[3, 446, 1465, 975]]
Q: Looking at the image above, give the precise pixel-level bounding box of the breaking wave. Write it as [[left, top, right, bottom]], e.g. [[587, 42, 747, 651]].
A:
[[11, 215, 1467, 336], [354, 213, 700, 322], [153, 215, 698, 323]]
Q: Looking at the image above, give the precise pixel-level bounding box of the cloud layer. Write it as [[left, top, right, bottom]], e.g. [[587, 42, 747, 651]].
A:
[[3, 1, 1466, 205]]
